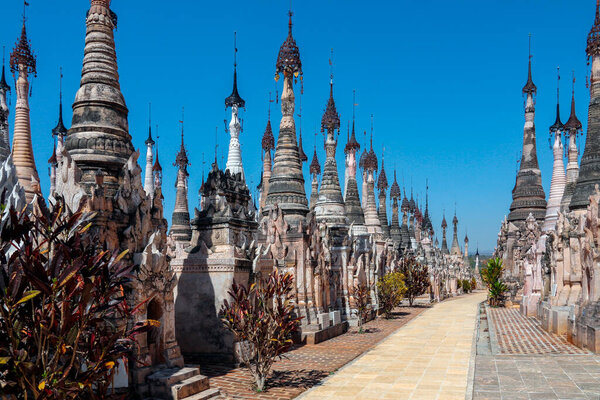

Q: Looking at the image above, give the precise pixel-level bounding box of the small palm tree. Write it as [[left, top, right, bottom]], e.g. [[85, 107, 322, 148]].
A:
[[480, 258, 507, 307]]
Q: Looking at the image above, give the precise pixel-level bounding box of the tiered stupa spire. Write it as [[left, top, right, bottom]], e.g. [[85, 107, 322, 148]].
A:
[[49, 71, 67, 196], [400, 189, 410, 250], [0, 48, 11, 162], [507, 41, 547, 222], [144, 104, 155, 200], [171, 118, 192, 242], [441, 213, 449, 254], [570, 1, 600, 210], [153, 135, 162, 192], [422, 181, 433, 239], [309, 140, 320, 209], [259, 100, 275, 212], [377, 153, 390, 238], [343, 97, 365, 231], [10, 9, 40, 202], [315, 68, 346, 225], [389, 170, 401, 243], [225, 33, 246, 180], [543, 68, 566, 231], [362, 126, 382, 235], [64, 0, 133, 195], [450, 212, 461, 256], [562, 75, 583, 211], [264, 11, 309, 225]]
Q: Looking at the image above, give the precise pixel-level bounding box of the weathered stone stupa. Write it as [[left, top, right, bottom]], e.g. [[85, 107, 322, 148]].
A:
[[0, 54, 11, 162], [570, 4, 600, 210], [56, 1, 185, 393], [10, 15, 40, 202], [263, 12, 309, 225], [542, 70, 566, 231], [171, 126, 192, 244], [563, 78, 583, 211], [315, 78, 346, 226], [507, 49, 547, 222], [344, 114, 366, 233], [377, 156, 390, 238]]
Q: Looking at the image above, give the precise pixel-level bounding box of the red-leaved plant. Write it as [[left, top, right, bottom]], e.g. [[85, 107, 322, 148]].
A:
[[220, 272, 302, 392], [397, 256, 430, 306], [0, 196, 156, 399]]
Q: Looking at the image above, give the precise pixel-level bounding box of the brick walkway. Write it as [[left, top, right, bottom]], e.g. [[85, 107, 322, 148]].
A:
[[487, 307, 589, 355], [202, 304, 428, 399]]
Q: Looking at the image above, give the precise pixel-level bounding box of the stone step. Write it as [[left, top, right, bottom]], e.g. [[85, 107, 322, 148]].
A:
[[147, 367, 200, 387], [170, 375, 210, 400], [183, 388, 221, 400]]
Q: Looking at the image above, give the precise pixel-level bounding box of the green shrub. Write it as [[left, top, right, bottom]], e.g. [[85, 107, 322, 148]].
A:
[[376, 272, 407, 318], [480, 258, 507, 307]]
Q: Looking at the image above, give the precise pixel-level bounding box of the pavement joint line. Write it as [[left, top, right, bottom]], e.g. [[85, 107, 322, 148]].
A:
[[485, 304, 500, 356], [466, 300, 484, 400]]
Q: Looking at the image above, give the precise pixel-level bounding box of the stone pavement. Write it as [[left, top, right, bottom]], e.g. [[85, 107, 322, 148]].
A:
[[473, 305, 600, 399], [201, 303, 428, 399], [487, 307, 589, 355], [298, 292, 487, 400]]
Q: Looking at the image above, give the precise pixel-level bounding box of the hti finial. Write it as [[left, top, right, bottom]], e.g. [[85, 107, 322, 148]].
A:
[[180, 107, 185, 146], [329, 48, 334, 84], [352, 89, 357, 122], [233, 31, 237, 69], [268, 91, 273, 119], [557, 66, 560, 101], [23, 0, 28, 24], [528, 33, 532, 61], [59, 66, 63, 103], [572, 70, 576, 97]]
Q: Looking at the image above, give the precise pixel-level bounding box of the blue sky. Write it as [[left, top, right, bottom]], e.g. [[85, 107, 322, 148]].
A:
[[0, 0, 596, 253]]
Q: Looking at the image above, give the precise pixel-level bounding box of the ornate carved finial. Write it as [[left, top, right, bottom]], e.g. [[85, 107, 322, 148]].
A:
[[10, 1, 37, 78], [522, 34, 536, 96], [550, 67, 563, 134], [320, 59, 340, 133], [275, 8, 302, 80], [564, 71, 582, 134], [145, 103, 154, 145], [588, 0, 600, 58], [0, 46, 9, 92], [225, 32, 245, 109], [174, 107, 190, 173], [52, 68, 67, 137]]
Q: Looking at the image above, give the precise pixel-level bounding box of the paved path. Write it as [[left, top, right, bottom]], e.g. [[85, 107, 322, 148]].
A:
[[474, 305, 600, 399], [488, 307, 589, 355], [201, 304, 428, 399], [299, 292, 487, 400]]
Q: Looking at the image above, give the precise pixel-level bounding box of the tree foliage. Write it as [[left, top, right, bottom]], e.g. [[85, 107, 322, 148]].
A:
[[480, 258, 507, 307], [0, 196, 155, 399], [397, 256, 430, 306], [376, 272, 406, 318], [220, 272, 302, 392], [462, 279, 471, 293], [353, 284, 370, 334]]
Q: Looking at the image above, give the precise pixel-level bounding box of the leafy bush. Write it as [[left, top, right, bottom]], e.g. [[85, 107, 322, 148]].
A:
[[0, 196, 154, 399], [220, 272, 302, 392], [480, 258, 508, 307], [462, 279, 471, 293], [457, 279, 462, 290], [353, 284, 370, 334], [376, 272, 407, 318], [471, 276, 477, 291], [397, 256, 430, 306]]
